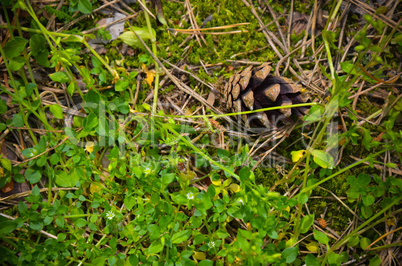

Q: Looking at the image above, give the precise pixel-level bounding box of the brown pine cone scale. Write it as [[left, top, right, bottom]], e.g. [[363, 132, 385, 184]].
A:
[[224, 63, 310, 128]]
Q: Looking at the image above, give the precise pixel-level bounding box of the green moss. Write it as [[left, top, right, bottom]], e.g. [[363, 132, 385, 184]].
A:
[[254, 166, 287, 191]]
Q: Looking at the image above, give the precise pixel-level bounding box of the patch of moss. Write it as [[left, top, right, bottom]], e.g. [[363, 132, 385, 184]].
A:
[[254, 166, 287, 190]]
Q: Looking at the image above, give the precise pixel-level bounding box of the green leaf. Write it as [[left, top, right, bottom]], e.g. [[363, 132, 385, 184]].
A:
[[61, 35, 84, 43], [9, 56, 26, 71], [311, 150, 334, 169], [78, 0, 92, 14], [0, 99, 7, 114], [49, 104, 64, 119], [4, 37, 28, 58], [21, 147, 38, 158], [339, 91, 353, 108], [25, 83, 37, 97], [154, 0, 167, 25], [305, 254, 320, 266], [56, 216, 65, 228], [83, 112, 98, 131], [369, 45, 382, 53], [18, 201, 28, 213], [362, 194, 375, 206], [57, 233, 67, 241], [282, 247, 298, 263], [361, 127, 372, 150], [35, 50, 50, 67], [357, 173, 371, 187], [369, 255, 381, 266], [298, 192, 309, 204], [118, 27, 156, 48], [49, 71, 70, 83], [115, 79, 129, 92], [236, 233, 249, 251], [30, 34, 46, 56], [216, 229, 230, 239], [128, 255, 139, 266], [147, 240, 164, 255], [93, 257, 106, 265], [304, 105, 324, 122], [319, 64, 331, 80], [239, 167, 250, 183], [361, 205, 373, 219], [0, 158, 11, 172], [300, 214, 315, 233], [291, 150, 305, 162], [328, 252, 342, 265], [32, 185, 40, 196], [0, 220, 17, 235], [162, 173, 175, 186], [31, 100, 41, 111], [199, 260, 214, 266], [217, 149, 230, 159], [313, 230, 329, 245], [354, 45, 366, 52], [29, 220, 43, 231], [360, 237, 371, 250], [49, 153, 60, 165], [25, 169, 42, 184], [347, 235, 359, 248], [75, 218, 87, 228], [340, 62, 359, 75], [322, 30, 338, 49], [55, 170, 79, 187], [170, 124, 196, 134], [266, 228, 279, 239], [391, 33, 402, 45], [44, 216, 53, 225], [139, 53, 152, 65], [171, 230, 191, 244], [124, 196, 136, 211], [91, 56, 102, 68]]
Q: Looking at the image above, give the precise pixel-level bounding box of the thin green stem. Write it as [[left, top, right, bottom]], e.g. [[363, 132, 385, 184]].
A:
[[323, 35, 335, 88], [141, 0, 160, 116], [158, 102, 317, 119], [0, 25, 69, 41]]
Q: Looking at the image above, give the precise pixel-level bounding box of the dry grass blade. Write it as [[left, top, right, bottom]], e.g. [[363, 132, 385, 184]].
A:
[[350, 0, 402, 30], [185, 0, 205, 46], [134, 0, 155, 19]]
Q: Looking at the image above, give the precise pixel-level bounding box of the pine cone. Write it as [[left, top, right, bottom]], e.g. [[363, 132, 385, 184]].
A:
[[223, 63, 310, 128]]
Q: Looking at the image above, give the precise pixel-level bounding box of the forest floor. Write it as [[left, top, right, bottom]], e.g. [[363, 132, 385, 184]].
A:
[[0, 0, 401, 265]]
